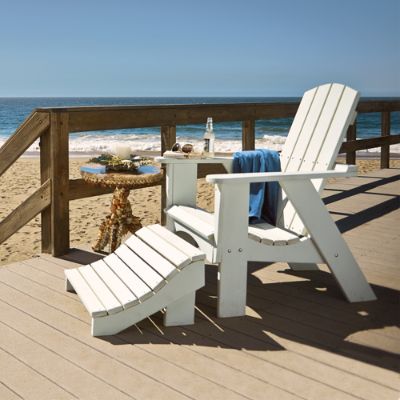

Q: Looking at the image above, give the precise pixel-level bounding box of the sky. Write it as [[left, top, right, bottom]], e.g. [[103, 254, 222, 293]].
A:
[[0, 0, 399, 97]]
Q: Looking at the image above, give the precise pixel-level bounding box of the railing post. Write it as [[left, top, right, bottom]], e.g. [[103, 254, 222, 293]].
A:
[[381, 111, 390, 169], [160, 125, 177, 225], [242, 120, 255, 150], [160, 125, 176, 154], [40, 125, 51, 253], [50, 112, 70, 256], [346, 121, 357, 165]]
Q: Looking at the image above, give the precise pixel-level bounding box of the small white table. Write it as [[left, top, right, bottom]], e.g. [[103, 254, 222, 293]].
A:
[[155, 157, 233, 226]]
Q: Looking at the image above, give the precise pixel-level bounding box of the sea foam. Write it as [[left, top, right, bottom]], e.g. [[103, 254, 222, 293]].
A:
[[1, 133, 399, 155]]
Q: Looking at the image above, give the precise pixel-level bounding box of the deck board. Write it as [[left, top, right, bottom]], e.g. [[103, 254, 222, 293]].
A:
[[0, 382, 22, 400], [0, 168, 399, 400]]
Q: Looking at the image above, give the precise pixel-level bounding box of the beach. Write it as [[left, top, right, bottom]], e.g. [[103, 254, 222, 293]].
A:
[[0, 155, 398, 267], [0, 156, 215, 266]]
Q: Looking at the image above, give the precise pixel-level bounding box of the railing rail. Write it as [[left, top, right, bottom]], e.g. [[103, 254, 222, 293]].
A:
[[0, 180, 51, 244], [0, 99, 399, 256], [0, 112, 50, 176]]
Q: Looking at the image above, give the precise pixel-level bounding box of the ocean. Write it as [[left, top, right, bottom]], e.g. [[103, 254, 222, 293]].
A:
[[0, 97, 399, 154]]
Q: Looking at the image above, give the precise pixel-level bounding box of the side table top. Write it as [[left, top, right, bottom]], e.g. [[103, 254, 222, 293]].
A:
[[155, 156, 232, 164], [80, 165, 163, 189]]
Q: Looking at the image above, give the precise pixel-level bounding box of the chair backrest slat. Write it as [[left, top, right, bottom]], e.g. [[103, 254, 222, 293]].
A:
[[282, 84, 332, 173], [276, 83, 359, 235], [280, 87, 318, 170]]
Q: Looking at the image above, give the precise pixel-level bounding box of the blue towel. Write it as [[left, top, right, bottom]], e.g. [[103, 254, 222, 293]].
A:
[[233, 149, 281, 224]]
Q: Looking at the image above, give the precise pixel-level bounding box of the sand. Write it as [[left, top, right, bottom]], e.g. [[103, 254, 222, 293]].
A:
[[1, 156, 399, 267], [0, 157, 215, 266]]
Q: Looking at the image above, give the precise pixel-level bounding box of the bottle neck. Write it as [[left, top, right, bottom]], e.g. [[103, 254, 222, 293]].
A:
[[206, 118, 213, 132]]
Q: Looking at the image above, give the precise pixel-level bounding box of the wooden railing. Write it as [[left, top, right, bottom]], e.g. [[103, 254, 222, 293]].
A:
[[0, 100, 399, 256]]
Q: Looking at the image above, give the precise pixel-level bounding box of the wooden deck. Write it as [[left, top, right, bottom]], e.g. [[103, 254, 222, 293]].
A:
[[0, 169, 399, 400]]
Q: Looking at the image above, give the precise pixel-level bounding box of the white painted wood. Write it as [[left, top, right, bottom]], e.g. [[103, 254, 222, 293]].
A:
[[115, 244, 166, 292], [170, 206, 216, 240], [158, 84, 375, 318], [217, 256, 248, 318], [316, 86, 360, 170], [135, 226, 191, 269], [78, 265, 123, 315], [334, 164, 357, 173], [160, 157, 233, 229], [124, 235, 178, 279], [174, 221, 217, 262], [103, 253, 153, 301], [248, 223, 300, 245], [156, 156, 233, 168], [206, 166, 357, 185], [287, 84, 360, 234], [281, 179, 376, 302], [167, 206, 214, 241], [285, 84, 332, 173], [300, 84, 345, 173], [65, 224, 206, 336], [165, 163, 197, 231], [279, 84, 336, 231], [90, 259, 138, 308], [64, 269, 107, 317], [214, 182, 249, 317], [172, 208, 300, 246], [177, 205, 214, 224], [65, 277, 75, 293], [290, 85, 345, 222], [91, 260, 205, 336], [147, 224, 205, 262], [165, 163, 197, 209], [280, 86, 318, 170], [164, 291, 196, 326], [173, 221, 321, 264], [246, 236, 324, 263]]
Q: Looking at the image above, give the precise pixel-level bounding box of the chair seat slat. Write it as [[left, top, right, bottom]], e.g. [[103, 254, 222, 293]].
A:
[[167, 206, 214, 241], [248, 223, 300, 245]]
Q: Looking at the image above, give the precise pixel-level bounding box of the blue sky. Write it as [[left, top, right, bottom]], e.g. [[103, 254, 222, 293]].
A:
[[0, 0, 399, 97]]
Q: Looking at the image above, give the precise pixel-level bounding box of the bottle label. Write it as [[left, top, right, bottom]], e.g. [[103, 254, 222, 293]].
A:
[[204, 138, 210, 153]]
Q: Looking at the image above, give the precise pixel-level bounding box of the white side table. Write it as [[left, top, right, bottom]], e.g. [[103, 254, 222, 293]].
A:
[[155, 156, 233, 228]]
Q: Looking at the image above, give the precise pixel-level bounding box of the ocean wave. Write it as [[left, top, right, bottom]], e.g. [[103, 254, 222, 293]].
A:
[[1, 134, 399, 155]]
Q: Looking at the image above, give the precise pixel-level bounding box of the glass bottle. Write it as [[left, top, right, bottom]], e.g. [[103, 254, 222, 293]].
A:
[[203, 117, 215, 157]]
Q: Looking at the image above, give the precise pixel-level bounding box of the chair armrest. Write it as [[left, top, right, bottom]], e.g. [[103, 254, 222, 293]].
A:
[[206, 164, 357, 185]]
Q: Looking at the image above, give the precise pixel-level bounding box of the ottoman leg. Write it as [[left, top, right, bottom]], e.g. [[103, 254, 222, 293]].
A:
[[164, 292, 196, 326]]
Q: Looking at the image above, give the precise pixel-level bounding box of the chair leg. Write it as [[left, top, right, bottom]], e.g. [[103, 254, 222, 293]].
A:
[[325, 256, 376, 302], [217, 258, 247, 318], [164, 292, 196, 326], [65, 278, 76, 293], [288, 262, 320, 271], [281, 179, 376, 302]]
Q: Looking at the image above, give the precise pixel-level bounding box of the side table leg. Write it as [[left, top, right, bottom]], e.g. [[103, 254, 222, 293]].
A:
[[92, 216, 111, 252], [92, 187, 143, 253]]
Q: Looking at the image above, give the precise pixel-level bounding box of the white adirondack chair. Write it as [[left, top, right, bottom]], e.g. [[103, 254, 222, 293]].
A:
[[160, 83, 376, 318]]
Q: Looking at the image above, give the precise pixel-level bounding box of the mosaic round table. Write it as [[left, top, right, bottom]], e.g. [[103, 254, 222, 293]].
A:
[[80, 165, 163, 253]]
